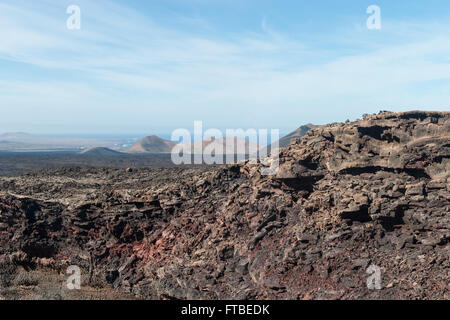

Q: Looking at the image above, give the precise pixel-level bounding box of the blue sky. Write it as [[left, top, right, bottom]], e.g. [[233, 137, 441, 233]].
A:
[[0, 0, 449, 135]]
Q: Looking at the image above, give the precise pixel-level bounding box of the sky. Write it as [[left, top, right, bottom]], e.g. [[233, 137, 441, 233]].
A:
[[0, 0, 449, 135]]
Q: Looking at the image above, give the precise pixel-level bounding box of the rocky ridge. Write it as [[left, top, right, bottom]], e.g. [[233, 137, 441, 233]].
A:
[[0, 111, 448, 300]]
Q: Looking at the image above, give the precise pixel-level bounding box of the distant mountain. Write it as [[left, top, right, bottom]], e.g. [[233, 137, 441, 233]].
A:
[[125, 135, 177, 154], [278, 124, 316, 148], [79, 147, 122, 156], [0, 132, 33, 141], [0, 132, 128, 152], [261, 124, 316, 155], [180, 137, 260, 155]]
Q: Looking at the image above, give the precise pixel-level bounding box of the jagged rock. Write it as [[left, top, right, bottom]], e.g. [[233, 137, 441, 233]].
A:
[[0, 111, 448, 300]]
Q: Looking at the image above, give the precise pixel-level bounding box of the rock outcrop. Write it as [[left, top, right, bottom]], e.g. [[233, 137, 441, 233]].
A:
[[0, 111, 448, 300]]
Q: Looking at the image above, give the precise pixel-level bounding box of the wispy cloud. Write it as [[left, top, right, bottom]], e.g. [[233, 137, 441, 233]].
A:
[[0, 0, 449, 133]]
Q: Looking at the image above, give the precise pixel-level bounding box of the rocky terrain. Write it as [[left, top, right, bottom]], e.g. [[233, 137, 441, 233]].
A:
[[0, 111, 448, 300], [0, 153, 187, 177]]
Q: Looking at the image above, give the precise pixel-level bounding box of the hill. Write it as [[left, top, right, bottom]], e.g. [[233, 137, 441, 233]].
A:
[[125, 135, 176, 154], [278, 124, 316, 148], [261, 124, 316, 155], [180, 137, 260, 155], [0, 132, 128, 152], [79, 147, 122, 156], [0, 132, 33, 140]]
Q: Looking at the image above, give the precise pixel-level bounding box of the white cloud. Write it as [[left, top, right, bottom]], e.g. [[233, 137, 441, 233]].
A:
[[0, 0, 449, 133]]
